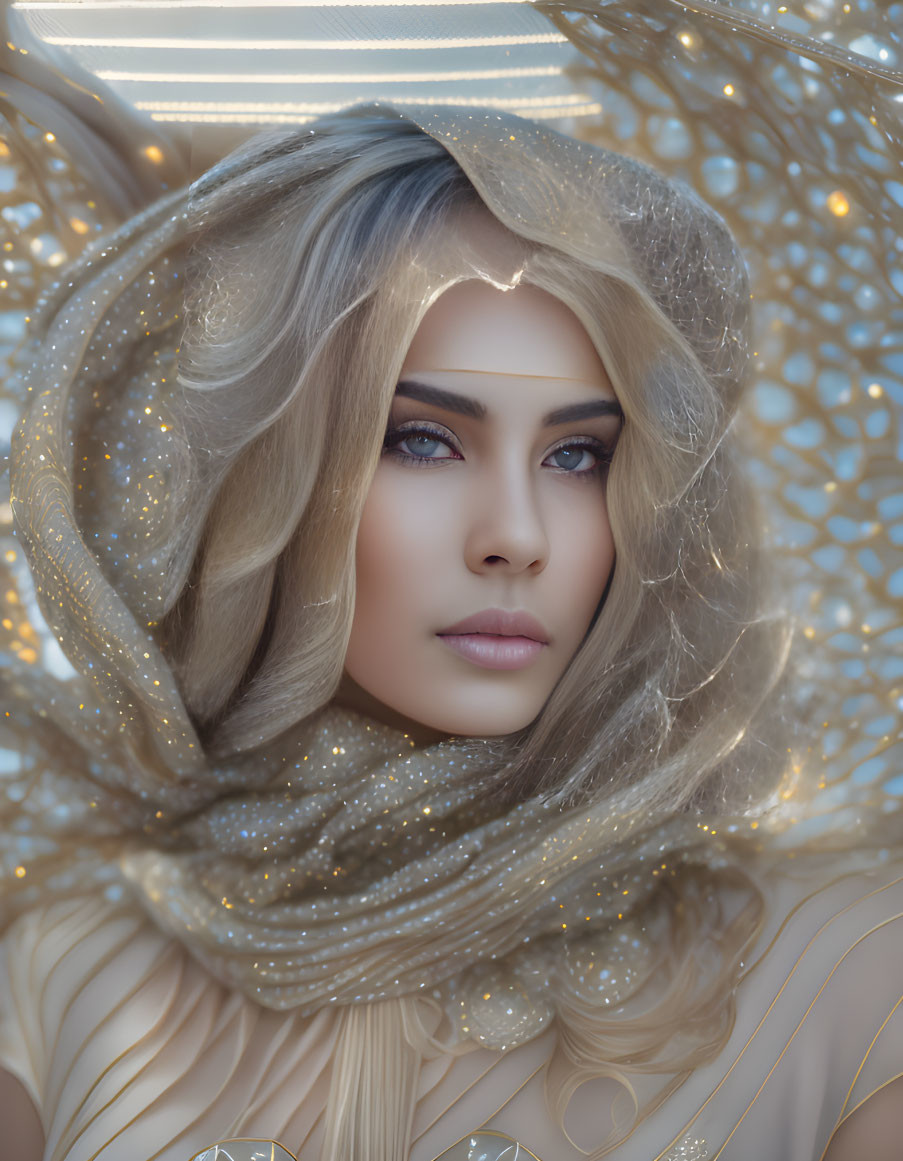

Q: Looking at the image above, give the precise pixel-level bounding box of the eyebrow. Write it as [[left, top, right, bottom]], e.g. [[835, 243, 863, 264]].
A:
[[395, 379, 623, 426]]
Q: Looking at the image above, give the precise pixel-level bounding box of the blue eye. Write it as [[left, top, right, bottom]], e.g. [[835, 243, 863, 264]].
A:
[[549, 446, 592, 471], [543, 440, 611, 475], [383, 423, 460, 465], [400, 433, 444, 458]]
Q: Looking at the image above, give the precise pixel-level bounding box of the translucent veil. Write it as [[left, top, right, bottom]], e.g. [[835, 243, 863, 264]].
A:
[[0, 0, 901, 1154]]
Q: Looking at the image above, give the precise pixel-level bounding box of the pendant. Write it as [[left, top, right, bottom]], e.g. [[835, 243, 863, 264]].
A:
[[188, 1129, 542, 1160], [189, 1144, 296, 1161]]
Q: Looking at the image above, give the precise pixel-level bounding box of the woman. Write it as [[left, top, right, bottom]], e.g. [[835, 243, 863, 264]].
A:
[[0, 102, 900, 1161]]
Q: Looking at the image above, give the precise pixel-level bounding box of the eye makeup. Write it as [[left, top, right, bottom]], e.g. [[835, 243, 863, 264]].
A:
[[542, 435, 614, 478], [383, 421, 462, 466], [383, 418, 614, 478], [385, 369, 621, 482]]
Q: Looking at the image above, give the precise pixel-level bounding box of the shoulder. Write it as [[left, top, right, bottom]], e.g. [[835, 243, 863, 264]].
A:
[[0, 1067, 43, 1161], [604, 852, 903, 1161], [724, 854, 903, 1158], [0, 892, 174, 1094], [823, 1077, 903, 1161], [801, 859, 903, 1161]]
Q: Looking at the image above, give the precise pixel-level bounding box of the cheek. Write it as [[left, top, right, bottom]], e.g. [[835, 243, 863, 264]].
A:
[[549, 486, 615, 627], [348, 469, 446, 654], [352, 479, 404, 632]]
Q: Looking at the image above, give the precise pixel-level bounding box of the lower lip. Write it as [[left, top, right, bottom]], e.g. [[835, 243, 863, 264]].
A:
[[437, 633, 546, 670]]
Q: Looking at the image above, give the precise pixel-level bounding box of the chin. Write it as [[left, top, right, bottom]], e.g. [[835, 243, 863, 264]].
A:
[[418, 698, 542, 739]]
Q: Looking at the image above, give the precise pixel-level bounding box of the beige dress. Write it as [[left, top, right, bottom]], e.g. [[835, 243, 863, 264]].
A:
[[1, 852, 900, 1161]]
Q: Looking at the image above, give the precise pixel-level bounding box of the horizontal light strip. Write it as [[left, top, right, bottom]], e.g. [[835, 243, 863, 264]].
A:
[[43, 33, 569, 50], [98, 65, 562, 83], [149, 101, 603, 124], [137, 92, 593, 114], [15, 0, 530, 9]]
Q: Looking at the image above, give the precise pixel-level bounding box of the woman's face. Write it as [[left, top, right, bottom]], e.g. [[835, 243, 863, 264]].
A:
[[341, 279, 620, 741]]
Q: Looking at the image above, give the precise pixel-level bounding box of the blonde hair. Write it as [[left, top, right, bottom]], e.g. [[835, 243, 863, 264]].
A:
[[160, 117, 790, 1144], [166, 108, 789, 819]]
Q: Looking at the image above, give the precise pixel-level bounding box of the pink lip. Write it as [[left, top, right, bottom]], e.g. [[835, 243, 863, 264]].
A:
[[436, 608, 549, 671], [438, 608, 550, 642], [438, 634, 545, 670]]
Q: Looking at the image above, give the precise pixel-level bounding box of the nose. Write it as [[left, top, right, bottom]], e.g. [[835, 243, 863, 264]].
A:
[[463, 463, 550, 576]]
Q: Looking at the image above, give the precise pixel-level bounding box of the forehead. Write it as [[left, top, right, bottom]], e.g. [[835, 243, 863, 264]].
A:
[[401, 280, 610, 385]]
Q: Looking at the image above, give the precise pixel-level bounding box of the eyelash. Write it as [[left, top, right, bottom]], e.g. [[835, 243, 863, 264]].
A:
[[383, 422, 462, 468], [382, 422, 614, 478]]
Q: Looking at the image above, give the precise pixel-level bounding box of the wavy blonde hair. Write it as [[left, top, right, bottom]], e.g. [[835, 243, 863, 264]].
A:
[[165, 107, 789, 820]]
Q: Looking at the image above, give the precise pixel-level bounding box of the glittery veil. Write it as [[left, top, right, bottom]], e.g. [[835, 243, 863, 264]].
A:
[[0, 0, 901, 1093], [0, 94, 747, 1011]]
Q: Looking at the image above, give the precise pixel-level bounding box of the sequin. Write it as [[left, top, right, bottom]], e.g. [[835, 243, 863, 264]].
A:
[[661, 1138, 708, 1161]]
